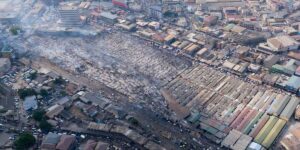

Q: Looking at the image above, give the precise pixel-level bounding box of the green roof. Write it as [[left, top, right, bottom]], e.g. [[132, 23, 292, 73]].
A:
[[261, 119, 286, 148], [254, 116, 278, 144]]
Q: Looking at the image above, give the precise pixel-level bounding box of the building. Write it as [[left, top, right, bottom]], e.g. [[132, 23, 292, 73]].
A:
[[0, 58, 11, 73], [203, 16, 218, 26], [263, 55, 280, 68], [112, 0, 128, 8], [271, 59, 298, 76], [162, 0, 183, 14], [267, 36, 299, 53], [0, 43, 13, 58], [100, 12, 118, 24], [46, 104, 64, 119], [295, 66, 300, 76], [41, 132, 61, 150], [23, 96, 38, 111], [56, 135, 76, 150], [0, 0, 21, 24], [59, 6, 82, 28], [295, 105, 300, 120], [284, 75, 300, 93], [202, 0, 245, 11], [280, 123, 300, 150], [80, 92, 110, 109], [83, 140, 109, 150], [149, 5, 163, 20]]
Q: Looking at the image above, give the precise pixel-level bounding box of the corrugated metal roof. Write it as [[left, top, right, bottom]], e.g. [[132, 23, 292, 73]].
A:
[[285, 75, 300, 90], [242, 111, 264, 134], [232, 134, 252, 150], [254, 116, 278, 144], [100, 12, 117, 20], [268, 95, 290, 116], [261, 119, 286, 148], [280, 97, 300, 121], [222, 129, 242, 148]]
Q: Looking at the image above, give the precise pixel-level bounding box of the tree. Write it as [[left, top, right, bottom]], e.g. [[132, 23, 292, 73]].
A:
[[164, 11, 178, 18], [39, 119, 52, 133], [53, 76, 65, 85], [128, 117, 139, 126], [29, 72, 37, 80], [32, 109, 45, 122], [40, 89, 49, 98], [14, 132, 36, 150], [60, 90, 67, 96], [18, 88, 37, 99], [9, 26, 21, 35]]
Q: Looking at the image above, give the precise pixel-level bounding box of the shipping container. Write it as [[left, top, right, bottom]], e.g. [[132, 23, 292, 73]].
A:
[[243, 111, 264, 134], [249, 114, 269, 138], [261, 119, 286, 148], [280, 97, 300, 121], [254, 116, 278, 144]]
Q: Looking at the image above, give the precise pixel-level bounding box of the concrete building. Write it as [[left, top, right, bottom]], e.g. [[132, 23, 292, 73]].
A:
[[0, 0, 21, 24], [100, 12, 118, 24], [0, 58, 11, 73], [267, 36, 300, 52], [263, 55, 280, 68], [59, 6, 82, 28], [149, 5, 163, 20], [202, 0, 245, 11], [0, 43, 13, 58]]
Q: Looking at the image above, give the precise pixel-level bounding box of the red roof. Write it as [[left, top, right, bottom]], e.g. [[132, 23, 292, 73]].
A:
[[112, 0, 128, 8]]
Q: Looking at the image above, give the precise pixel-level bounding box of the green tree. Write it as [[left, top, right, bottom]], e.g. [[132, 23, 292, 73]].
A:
[[39, 119, 52, 133], [29, 72, 37, 80], [9, 26, 21, 35], [128, 117, 139, 126], [18, 88, 37, 99], [14, 132, 36, 150], [40, 89, 49, 98], [60, 90, 67, 96], [32, 109, 45, 122], [53, 76, 65, 85]]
